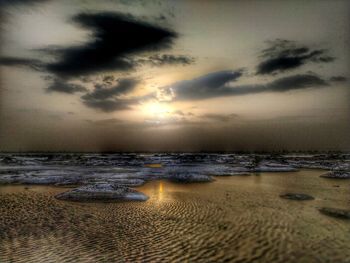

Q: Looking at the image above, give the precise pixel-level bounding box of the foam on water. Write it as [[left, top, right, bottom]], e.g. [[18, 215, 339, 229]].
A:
[[1, 153, 349, 187]]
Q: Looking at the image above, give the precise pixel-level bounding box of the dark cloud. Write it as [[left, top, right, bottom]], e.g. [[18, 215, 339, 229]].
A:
[[201, 113, 238, 122], [0, 0, 49, 7], [45, 12, 177, 77], [0, 56, 43, 71], [80, 77, 142, 112], [46, 78, 87, 94], [83, 78, 138, 100], [162, 70, 244, 101], [267, 74, 328, 91], [138, 54, 194, 66], [102, 75, 115, 84], [82, 98, 134, 112], [164, 72, 329, 101], [330, 76, 347, 82], [81, 91, 155, 112], [256, 39, 335, 75]]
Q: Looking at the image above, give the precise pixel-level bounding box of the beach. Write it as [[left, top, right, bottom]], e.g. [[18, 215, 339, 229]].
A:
[[1, 169, 349, 263]]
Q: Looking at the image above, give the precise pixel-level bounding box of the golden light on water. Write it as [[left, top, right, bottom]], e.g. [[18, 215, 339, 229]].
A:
[[159, 181, 163, 193], [157, 181, 164, 201], [145, 164, 163, 168]]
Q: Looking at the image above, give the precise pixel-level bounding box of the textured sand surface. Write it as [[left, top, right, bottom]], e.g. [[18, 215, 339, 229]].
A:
[[1, 170, 350, 263]]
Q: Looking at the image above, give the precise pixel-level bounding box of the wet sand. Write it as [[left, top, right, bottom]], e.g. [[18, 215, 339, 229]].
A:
[[0, 170, 350, 263]]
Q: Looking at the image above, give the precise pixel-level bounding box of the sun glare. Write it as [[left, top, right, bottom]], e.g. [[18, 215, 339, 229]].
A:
[[144, 102, 172, 118]]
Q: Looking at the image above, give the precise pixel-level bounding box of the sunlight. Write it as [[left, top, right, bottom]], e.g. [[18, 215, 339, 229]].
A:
[[159, 181, 163, 194], [144, 102, 173, 118], [157, 181, 164, 201]]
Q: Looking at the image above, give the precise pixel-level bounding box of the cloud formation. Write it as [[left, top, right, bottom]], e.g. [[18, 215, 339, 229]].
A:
[[0, 57, 43, 71], [330, 76, 347, 82], [0, 0, 49, 7], [81, 98, 136, 112], [46, 78, 87, 94], [160, 70, 244, 101], [256, 39, 335, 75], [83, 78, 138, 100], [200, 113, 238, 122], [80, 77, 142, 112], [162, 71, 328, 101], [0, 12, 184, 77], [45, 12, 177, 77], [139, 54, 195, 66]]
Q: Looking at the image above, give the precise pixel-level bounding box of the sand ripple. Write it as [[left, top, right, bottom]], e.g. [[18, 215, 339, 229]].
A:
[[1, 171, 350, 263]]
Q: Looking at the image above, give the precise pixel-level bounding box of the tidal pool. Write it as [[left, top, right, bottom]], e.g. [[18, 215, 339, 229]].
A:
[[0, 169, 349, 263]]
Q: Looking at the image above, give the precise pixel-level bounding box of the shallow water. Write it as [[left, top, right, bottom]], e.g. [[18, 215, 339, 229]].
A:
[[0, 170, 349, 263]]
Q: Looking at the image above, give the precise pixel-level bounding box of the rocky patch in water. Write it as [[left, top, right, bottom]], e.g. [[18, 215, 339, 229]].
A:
[[318, 207, 350, 220], [55, 183, 148, 202], [168, 173, 213, 183], [320, 171, 350, 179], [280, 193, 314, 201], [1, 152, 349, 203]]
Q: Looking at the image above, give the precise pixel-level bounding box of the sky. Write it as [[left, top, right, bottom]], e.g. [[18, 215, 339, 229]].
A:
[[0, 0, 349, 152]]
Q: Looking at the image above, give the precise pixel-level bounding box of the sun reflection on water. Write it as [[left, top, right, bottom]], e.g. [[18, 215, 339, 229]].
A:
[[157, 181, 164, 201], [138, 180, 182, 203]]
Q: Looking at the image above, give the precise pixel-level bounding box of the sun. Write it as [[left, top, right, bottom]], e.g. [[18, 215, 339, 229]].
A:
[[144, 102, 172, 118]]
